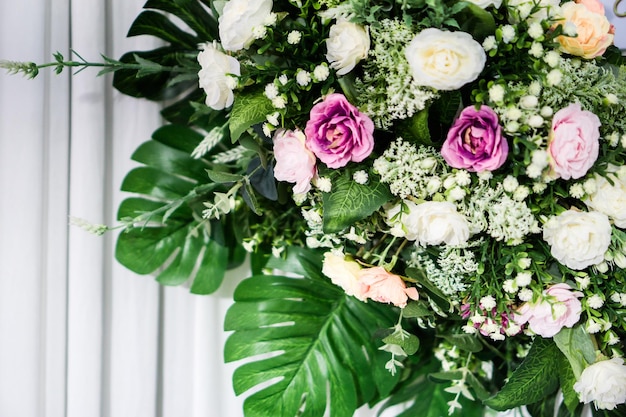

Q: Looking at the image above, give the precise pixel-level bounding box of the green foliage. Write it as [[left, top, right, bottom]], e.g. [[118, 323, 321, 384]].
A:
[[553, 326, 596, 378], [321, 176, 392, 233], [116, 123, 244, 294], [485, 338, 561, 411], [229, 89, 276, 142], [224, 253, 401, 417]]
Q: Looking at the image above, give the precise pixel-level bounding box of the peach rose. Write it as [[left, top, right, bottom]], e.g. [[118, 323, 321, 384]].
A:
[[556, 2, 614, 59], [359, 267, 419, 308], [321, 252, 366, 301]]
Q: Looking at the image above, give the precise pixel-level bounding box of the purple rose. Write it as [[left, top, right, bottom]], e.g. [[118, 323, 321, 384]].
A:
[[304, 93, 374, 169], [441, 105, 508, 172]]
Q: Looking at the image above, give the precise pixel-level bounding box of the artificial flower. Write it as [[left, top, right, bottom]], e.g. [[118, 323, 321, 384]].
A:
[[543, 210, 612, 270], [304, 93, 374, 168], [197, 42, 240, 110], [548, 103, 601, 180], [405, 28, 486, 91], [325, 21, 370, 76], [272, 129, 317, 194], [585, 167, 626, 228], [514, 283, 583, 337], [441, 105, 508, 172], [574, 357, 626, 410], [359, 267, 419, 308], [321, 252, 366, 301], [556, 1, 614, 58], [218, 0, 273, 51]]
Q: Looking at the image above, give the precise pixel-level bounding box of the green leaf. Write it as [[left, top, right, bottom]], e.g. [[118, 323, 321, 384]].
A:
[[127, 10, 198, 49], [224, 257, 400, 417], [206, 170, 244, 184], [229, 89, 275, 142], [557, 351, 580, 414], [485, 338, 560, 411], [405, 267, 452, 312], [113, 47, 196, 101], [553, 325, 596, 378], [383, 332, 420, 355], [116, 128, 241, 294], [397, 108, 431, 145], [322, 178, 392, 233], [441, 334, 483, 353], [143, 0, 218, 40], [457, 2, 496, 41], [402, 301, 432, 318]]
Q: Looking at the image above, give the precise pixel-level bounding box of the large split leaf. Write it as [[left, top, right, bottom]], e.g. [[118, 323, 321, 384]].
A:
[[116, 123, 243, 294], [224, 254, 401, 417]]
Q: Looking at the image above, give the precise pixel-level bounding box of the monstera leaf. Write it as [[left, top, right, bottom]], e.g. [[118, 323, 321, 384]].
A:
[[115, 123, 244, 294], [224, 253, 401, 417], [113, 0, 218, 101]]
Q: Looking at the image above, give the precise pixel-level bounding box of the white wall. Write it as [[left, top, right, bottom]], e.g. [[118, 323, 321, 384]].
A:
[[0, 1, 623, 417]]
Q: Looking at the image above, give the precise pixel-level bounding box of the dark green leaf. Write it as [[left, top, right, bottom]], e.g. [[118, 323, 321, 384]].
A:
[[485, 338, 560, 411], [143, 0, 218, 40], [151, 123, 205, 154], [131, 140, 208, 182], [121, 166, 196, 200], [189, 237, 228, 294], [127, 10, 198, 49], [224, 257, 400, 417], [429, 370, 464, 383], [457, 3, 496, 41], [247, 158, 277, 201], [405, 267, 452, 312], [322, 178, 392, 233], [113, 48, 196, 101], [229, 89, 275, 142], [557, 351, 580, 414], [402, 301, 432, 318], [441, 334, 483, 353]]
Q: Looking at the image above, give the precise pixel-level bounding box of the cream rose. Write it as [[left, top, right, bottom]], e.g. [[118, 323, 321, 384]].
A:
[[574, 357, 626, 410], [412, 201, 470, 246], [585, 168, 626, 228], [197, 43, 240, 110], [556, 2, 614, 59], [325, 21, 370, 76], [218, 0, 273, 52], [405, 28, 486, 91], [321, 252, 366, 301], [542, 210, 611, 270]]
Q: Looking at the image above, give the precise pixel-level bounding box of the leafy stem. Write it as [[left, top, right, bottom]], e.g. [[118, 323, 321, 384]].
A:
[[1, 50, 196, 79]]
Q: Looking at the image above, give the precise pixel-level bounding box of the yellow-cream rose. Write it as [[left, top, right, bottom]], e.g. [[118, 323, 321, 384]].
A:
[[556, 2, 614, 59]]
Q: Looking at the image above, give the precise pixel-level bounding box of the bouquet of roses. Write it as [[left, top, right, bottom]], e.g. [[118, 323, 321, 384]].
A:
[[5, 0, 626, 415]]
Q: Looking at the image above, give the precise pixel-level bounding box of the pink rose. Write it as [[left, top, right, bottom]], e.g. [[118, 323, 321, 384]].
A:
[[548, 103, 600, 180], [304, 94, 374, 169], [514, 283, 583, 338], [359, 267, 419, 308], [441, 105, 508, 172], [273, 129, 317, 194]]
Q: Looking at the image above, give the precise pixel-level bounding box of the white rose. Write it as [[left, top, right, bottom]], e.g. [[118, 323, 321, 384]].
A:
[[543, 210, 611, 270], [197, 43, 240, 110], [326, 21, 370, 76], [574, 357, 626, 410], [405, 28, 486, 91], [321, 252, 366, 300], [218, 0, 273, 52], [585, 169, 626, 228], [412, 201, 470, 246]]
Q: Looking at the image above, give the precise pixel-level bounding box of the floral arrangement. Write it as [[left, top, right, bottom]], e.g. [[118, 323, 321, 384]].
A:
[[5, 0, 626, 415]]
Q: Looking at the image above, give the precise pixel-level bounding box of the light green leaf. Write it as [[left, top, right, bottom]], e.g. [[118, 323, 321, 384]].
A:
[[402, 301, 432, 318], [383, 332, 420, 355], [206, 169, 243, 184], [224, 256, 400, 417], [553, 325, 596, 378], [229, 89, 275, 142], [322, 177, 392, 233], [485, 338, 560, 411]]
